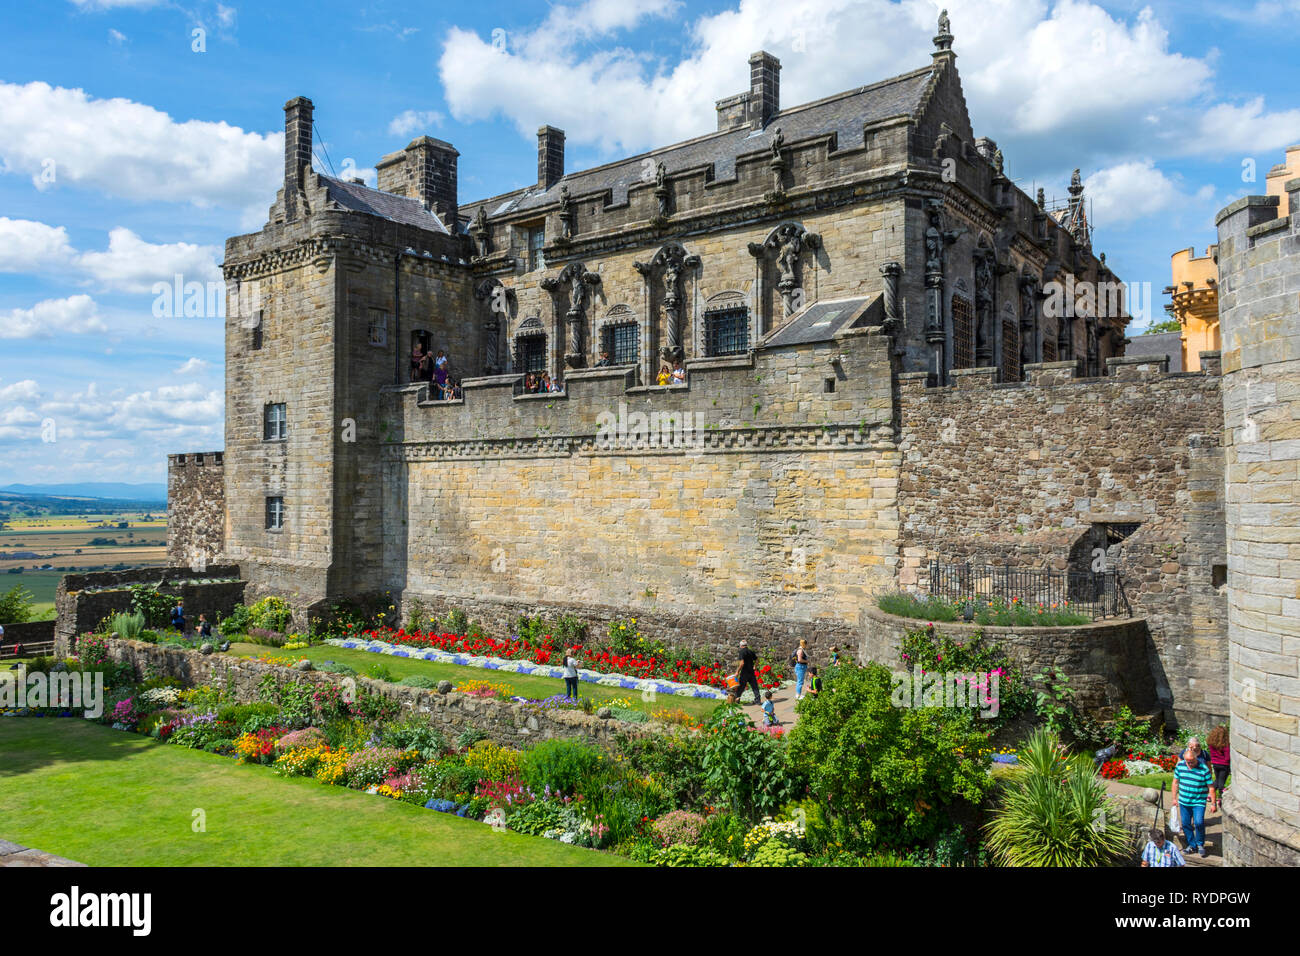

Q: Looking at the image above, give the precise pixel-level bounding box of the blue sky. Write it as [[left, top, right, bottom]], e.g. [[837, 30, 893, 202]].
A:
[[1, 0, 1297, 485]]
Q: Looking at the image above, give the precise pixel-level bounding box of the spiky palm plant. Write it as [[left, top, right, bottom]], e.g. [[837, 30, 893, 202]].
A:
[[984, 727, 1131, 866]]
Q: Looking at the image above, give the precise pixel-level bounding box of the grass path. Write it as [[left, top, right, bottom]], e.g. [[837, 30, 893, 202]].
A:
[[225, 642, 722, 719], [0, 719, 633, 867]]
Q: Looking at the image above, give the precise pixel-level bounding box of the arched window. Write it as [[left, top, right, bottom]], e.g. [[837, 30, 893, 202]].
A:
[[513, 317, 547, 373], [598, 305, 638, 365]]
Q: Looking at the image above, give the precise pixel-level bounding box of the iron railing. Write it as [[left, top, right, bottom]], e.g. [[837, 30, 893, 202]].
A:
[[926, 561, 1131, 619]]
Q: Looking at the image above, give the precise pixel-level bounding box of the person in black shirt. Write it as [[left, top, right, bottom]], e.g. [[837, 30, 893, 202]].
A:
[[733, 639, 762, 707]]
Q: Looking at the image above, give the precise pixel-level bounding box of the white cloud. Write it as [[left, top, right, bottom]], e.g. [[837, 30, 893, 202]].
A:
[[0, 380, 41, 402], [0, 81, 281, 210], [174, 357, 209, 375], [0, 218, 222, 295], [388, 110, 446, 137], [1191, 98, 1300, 159], [68, 0, 162, 8], [438, 0, 1300, 173], [0, 295, 107, 339], [108, 28, 127, 44]]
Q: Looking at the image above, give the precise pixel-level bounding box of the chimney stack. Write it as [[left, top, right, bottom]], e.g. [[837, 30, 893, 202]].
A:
[[748, 52, 780, 129], [283, 96, 314, 222], [404, 136, 460, 227], [538, 126, 565, 191]]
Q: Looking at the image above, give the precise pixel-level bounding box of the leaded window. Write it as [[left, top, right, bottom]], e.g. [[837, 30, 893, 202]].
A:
[[601, 322, 639, 365], [704, 307, 749, 356]]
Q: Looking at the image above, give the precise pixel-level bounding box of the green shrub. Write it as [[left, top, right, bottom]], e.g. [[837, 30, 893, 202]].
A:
[[984, 728, 1130, 867], [553, 614, 588, 645], [315, 661, 356, 675], [616, 730, 707, 807], [654, 844, 731, 867], [749, 841, 809, 867], [899, 626, 1034, 725], [108, 611, 146, 642], [249, 596, 294, 633], [219, 603, 252, 634], [440, 607, 470, 635], [0, 583, 35, 624], [398, 674, 438, 688], [456, 727, 487, 751], [521, 739, 610, 795], [379, 715, 446, 759], [507, 799, 565, 836], [788, 661, 994, 847], [216, 701, 281, 732], [363, 662, 395, 682], [609, 706, 649, 723], [129, 585, 176, 628], [877, 591, 958, 622], [701, 706, 799, 823]]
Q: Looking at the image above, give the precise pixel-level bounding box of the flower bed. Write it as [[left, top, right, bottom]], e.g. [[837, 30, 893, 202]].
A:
[[326, 635, 731, 700]]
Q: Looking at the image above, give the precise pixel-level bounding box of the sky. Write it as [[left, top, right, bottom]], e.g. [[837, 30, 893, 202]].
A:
[[0, 0, 1297, 485]]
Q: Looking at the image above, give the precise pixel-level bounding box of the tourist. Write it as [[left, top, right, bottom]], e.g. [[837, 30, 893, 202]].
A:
[[1140, 827, 1185, 867], [169, 600, 186, 635], [595, 349, 611, 367], [1171, 745, 1217, 858], [1185, 736, 1212, 772], [671, 360, 686, 384], [807, 665, 823, 698], [1207, 725, 1231, 794], [410, 342, 431, 382], [548, 374, 564, 394], [828, 645, 840, 667], [733, 639, 762, 707], [197, 614, 212, 640], [762, 690, 779, 726], [657, 364, 671, 386], [562, 647, 580, 700], [539, 371, 552, 394], [793, 638, 810, 700], [433, 351, 449, 400]]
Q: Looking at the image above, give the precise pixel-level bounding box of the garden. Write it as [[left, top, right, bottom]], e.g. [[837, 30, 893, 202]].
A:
[[0, 591, 1218, 867]]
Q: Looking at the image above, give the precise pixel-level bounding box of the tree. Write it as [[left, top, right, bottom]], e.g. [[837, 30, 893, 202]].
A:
[[0, 583, 35, 624], [788, 661, 994, 846], [1141, 317, 1181, 334]]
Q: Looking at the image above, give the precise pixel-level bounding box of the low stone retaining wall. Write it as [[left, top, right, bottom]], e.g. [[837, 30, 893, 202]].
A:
[[55, 566, 245, 652], [100, 638, 662, 752], [859, 607, 1161, 720], [400, 591, 856, 666]]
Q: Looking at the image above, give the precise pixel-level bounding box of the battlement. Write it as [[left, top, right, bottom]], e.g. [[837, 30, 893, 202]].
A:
[[168, 451, 224, 467]]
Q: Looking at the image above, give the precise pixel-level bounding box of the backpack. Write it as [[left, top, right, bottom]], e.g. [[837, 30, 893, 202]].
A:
[[787, 649, 799, 668]]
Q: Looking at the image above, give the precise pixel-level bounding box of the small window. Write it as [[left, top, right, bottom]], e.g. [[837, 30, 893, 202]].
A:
[[952, 296, 974, 369], [250, 309, 264, 351], [263, 403, 287, 441], [516, 335, 547, 373], [265, 496, 285, 530], [704, 307, 749, 357], [824, 377, 836, 393], [367, 308, 389, 347], [1212, 564, 1227, 589], [527, 226, 546, 272], [601, 322, 639, 366]]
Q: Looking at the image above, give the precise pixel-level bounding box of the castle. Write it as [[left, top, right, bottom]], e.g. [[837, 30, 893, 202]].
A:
[[163, 18, 1300, 864]]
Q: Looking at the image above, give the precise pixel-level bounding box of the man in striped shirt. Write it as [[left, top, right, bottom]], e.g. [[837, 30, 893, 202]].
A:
[[1172, 747, 1218, 857], [1140, 828, 1185, 867]]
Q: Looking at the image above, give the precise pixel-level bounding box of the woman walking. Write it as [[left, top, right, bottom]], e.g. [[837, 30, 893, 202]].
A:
[[794, 638, 810, 701], [1207, 725, 1231, 794]]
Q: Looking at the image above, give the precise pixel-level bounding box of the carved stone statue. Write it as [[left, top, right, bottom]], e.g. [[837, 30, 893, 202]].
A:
[[634, 243, 699, 363], [654, 162, 670, 218], [471, 206, 491, 258], [541, 262, 601, 368], [993, 148, 1004, 176], [770, 127, 785, 162], [939, 9, 950, 35], [558, 186, 574, 240]]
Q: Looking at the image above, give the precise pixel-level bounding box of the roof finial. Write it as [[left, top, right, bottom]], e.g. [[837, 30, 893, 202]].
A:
[[934, 9, 954, 53], [1037, 187, 1046, 210], [1069, 168, 1084, 198]]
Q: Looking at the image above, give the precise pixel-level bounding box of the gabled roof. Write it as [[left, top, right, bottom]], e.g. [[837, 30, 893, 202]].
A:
[[463, 63, 938, 220], [320, 175, 450, 233]]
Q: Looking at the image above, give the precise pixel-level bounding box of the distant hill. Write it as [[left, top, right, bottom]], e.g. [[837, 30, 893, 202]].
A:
[[0, 482, 167, 503]]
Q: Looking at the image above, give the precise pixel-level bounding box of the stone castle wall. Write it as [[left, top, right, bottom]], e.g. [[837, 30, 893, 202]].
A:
[[166, 451, 225, 567], [1217, 184, 1300, 867], [895, 356, 1227, 726], [380, 327, 901, 661]]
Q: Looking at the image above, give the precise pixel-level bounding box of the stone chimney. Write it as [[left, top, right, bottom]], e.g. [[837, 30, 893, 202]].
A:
[[538, 126, 565, 191], [283, 96, 314, 222], [748, 52, 780, 129], [405, 136, 459, 226]]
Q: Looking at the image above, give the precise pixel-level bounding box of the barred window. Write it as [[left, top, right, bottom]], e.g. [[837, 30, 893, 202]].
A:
[[601, 322, 639, 365], [367, 308, 389, 347], [952, 295, 975, 369], [265, 496, 285, 531], [1001, 317, 1021, 382], [1042, 337, 1057, 363], [527, 227, 545, 272], [704, 307, 749, 356], [263, 403, 287, 441], [516, 335, 546, 373]]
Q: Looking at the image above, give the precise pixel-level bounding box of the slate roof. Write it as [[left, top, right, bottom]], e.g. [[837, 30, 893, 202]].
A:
[[761, 296, 880, 348], [320, 175, 450, 233], [463, 63, 937, 221], [1123, 330, 1183, 372]]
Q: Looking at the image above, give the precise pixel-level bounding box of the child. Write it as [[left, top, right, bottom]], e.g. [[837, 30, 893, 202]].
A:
[[829, 646, 840, 667], [807, 666, 823, 698], [197, 614, 213, 640], [762, 690, 778, 726]]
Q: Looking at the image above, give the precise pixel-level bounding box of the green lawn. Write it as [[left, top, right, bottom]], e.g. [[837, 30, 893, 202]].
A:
[[224, 642, 723, 719], [0, 719, 634, 867], [1121, 772, 1174, 789]]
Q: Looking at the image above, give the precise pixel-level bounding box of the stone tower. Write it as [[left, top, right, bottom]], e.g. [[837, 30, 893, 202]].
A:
[[1216, 178, 1300, 866]]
